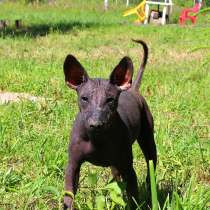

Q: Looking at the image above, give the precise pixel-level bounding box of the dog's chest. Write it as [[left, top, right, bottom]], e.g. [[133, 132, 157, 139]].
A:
[[84, 134, 130, 167]]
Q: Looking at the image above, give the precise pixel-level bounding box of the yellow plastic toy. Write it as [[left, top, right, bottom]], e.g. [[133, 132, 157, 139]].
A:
[[123, 0, 146, 23]]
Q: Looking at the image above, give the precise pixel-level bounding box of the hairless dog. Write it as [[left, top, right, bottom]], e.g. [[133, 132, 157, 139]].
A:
[[63, 40, 157, 210]]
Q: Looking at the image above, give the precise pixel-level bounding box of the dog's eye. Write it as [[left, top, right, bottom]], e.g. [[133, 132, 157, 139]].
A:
[[81, 96, 88, 102], [106, 97, 114, 103]]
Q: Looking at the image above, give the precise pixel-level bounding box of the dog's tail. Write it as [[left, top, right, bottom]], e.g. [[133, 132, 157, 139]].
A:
[[132, 39, 148, 91]]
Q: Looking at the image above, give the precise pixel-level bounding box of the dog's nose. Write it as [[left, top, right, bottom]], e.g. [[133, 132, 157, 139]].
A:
[[88, 119, 103, 129]]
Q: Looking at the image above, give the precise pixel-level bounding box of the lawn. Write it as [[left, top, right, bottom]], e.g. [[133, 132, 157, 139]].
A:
[[0, 1, 209, 209]]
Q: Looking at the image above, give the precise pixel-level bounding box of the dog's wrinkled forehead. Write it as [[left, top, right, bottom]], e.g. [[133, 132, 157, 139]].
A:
[[78, 79, 119, 97]]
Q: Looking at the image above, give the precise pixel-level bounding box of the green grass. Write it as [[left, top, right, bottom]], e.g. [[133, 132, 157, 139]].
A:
[[0, 1, 209, 209]]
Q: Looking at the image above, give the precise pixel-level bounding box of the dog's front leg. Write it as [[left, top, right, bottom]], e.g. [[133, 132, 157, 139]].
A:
[[120, 166, 139, 210], [64, 138, 92, 210], [118, 161, 139, 210], [64, 152, 82, 210], [111, 166, 121, 182]]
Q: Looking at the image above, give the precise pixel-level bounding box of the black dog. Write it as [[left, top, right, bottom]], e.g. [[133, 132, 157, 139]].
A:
[[63, 40, 157, 210]]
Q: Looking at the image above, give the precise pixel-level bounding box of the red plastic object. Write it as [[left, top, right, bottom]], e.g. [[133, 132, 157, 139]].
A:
[[179, 3, 202, 25]]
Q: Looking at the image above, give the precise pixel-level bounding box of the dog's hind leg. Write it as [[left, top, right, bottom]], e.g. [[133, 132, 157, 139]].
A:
[[137, 102, 157, 186]]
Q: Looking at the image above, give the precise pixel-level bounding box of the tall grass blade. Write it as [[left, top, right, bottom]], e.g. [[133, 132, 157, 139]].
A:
[[149, 160, 158, 210]]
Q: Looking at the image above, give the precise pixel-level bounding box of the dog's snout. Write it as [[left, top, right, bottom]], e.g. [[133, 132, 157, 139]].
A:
[[88, 118, 103, 129]]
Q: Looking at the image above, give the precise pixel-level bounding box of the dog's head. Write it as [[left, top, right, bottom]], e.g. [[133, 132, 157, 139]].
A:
[[64, 55, 133, 132]]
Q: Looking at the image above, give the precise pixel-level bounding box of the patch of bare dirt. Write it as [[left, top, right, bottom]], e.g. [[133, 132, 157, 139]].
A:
[[0, 91, 43, 104]]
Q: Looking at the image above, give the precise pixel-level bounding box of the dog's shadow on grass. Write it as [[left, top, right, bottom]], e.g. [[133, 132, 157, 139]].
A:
[[137, 181, 174, 210], [0, 21, 102, 38]]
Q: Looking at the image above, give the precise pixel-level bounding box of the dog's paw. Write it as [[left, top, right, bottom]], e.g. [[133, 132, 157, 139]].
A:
[[63, 203, 69, 210], [63, 196, 74, 210], [63, 202, 76, 210]]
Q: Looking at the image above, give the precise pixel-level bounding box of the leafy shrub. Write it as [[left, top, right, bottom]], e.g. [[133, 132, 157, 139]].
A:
[[78, 172, 126, 210]]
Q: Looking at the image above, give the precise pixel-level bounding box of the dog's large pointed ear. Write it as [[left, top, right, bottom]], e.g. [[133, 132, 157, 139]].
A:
[[63, 55, 89, 89], [109, 56, 133, 90]]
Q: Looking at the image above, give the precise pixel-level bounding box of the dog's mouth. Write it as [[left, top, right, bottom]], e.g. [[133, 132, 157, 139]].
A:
[[88, 124, 106, 133], [87, 120, 111, 135], [87, 127, 105, 141], [85, 113, 115, 136]]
